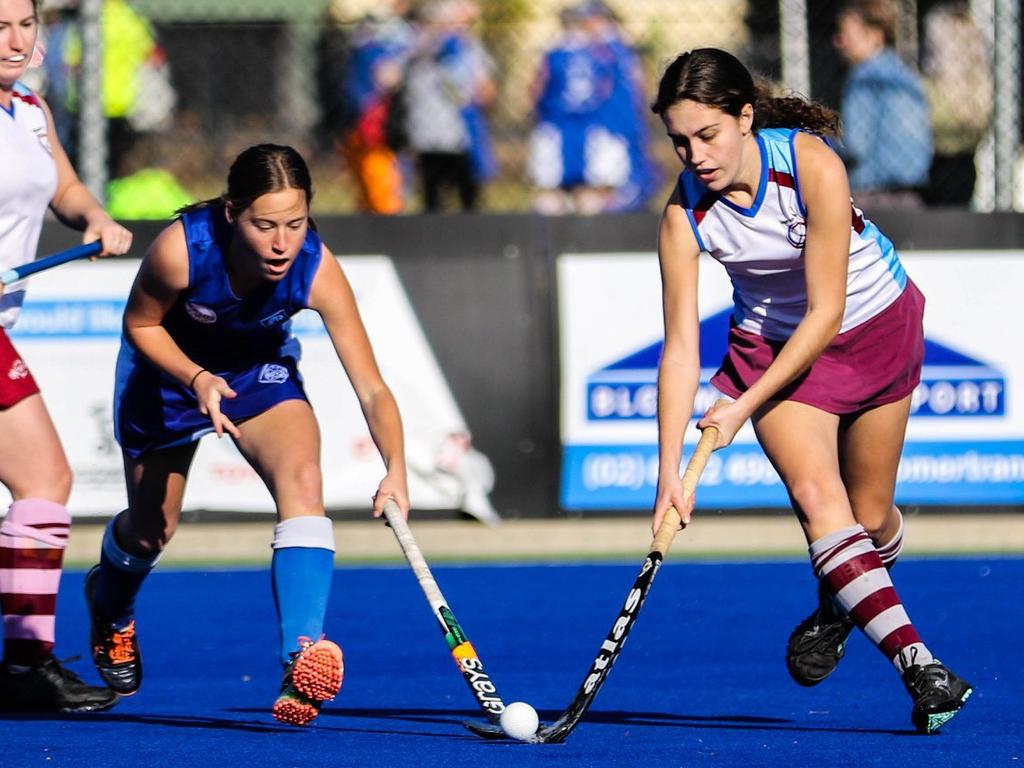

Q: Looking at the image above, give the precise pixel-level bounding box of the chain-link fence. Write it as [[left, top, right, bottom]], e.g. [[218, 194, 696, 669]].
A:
[[28, 0, 1022, 215]]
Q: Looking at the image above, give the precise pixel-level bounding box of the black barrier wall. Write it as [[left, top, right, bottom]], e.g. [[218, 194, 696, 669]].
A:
[[38, 212, 1024, 518]]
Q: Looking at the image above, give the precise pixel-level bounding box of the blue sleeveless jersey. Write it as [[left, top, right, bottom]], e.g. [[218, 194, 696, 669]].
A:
[[114, 206, 323, 458]]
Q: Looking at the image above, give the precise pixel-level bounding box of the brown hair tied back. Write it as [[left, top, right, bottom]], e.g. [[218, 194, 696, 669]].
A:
[[652, 48, 841, 138]]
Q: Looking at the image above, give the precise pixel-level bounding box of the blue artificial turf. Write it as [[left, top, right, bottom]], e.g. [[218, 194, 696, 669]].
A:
[[2, 557, 1018, 767]]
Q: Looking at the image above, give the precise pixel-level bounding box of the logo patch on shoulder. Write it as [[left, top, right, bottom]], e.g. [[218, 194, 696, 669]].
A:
[[185, 302, 218, 324], [260, 310, 287, 328], [258, 364, 290, 384]]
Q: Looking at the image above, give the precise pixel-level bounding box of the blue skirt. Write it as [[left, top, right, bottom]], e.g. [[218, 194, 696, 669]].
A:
[[113, 340, 308, 459]]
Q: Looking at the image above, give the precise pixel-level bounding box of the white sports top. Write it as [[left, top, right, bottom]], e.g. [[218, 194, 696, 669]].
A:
[[678, 127, 907, 341], [0, 82, 59, 329]]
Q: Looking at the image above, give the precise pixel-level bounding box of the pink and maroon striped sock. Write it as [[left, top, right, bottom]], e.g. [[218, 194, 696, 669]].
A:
[[875, 507, 905, 569], [810, 524, 931, 670], [0, 499, 70, 666]]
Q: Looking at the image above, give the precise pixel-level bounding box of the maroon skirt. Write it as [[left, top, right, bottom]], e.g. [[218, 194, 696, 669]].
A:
[[0, 329, 40, 409], [710, 280, 925, 415]]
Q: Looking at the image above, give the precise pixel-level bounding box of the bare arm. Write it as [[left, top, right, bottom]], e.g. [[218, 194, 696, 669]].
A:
[[699, 133, 850, 443], [41, 96, 132, 256], [307, 246, 410, 518], [653, 188, 702, 532], [124, 221, 239, 438]]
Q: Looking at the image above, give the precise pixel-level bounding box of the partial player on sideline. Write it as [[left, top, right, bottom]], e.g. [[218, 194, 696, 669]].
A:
[[650, 48, 971, 734], [0, 0, 132, 714], [84, 144, 410, 725]]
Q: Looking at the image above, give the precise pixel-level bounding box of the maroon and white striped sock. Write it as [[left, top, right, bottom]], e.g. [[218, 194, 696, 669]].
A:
[[810, 524, 931, 670], [0, 499, 70, 666], [875, 506, 905, 569]]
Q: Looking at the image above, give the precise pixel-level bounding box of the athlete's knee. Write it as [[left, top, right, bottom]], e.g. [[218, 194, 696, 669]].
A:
[[119, 506, 177, 557], [283, 461, 324, 514], [787, 475, 846, 517], [850, 496, 899, 541], [19, 457, 73, 505]]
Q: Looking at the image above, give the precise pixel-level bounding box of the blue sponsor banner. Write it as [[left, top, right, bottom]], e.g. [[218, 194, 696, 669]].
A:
[[584, 311, 1006, 422], [561, 440, 1024, 509], [9, 300, 327, 339]]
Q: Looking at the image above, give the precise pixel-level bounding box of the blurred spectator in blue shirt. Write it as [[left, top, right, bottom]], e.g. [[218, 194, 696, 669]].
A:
[[833, 0, 932, 209], [584, 1, 658, 212], [528, 1, 656, 215]]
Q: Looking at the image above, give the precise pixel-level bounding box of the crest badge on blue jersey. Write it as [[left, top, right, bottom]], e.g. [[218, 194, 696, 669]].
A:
[[185, 302, 217, 324], [258, 363, 289, 384]]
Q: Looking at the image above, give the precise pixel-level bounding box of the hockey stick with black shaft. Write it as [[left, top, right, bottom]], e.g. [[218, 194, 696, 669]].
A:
[[382, 499, 511, 728], [464, 412, 721, 742]]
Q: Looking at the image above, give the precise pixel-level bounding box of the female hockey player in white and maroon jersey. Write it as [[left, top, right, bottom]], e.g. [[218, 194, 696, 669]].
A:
[[0, 0, 131, 713], [649, 47, 970, 734]]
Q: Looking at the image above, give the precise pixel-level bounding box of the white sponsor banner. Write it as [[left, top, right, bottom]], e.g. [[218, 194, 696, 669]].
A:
[[3, 257, 497, 521], [559, 251, 1024, 509]]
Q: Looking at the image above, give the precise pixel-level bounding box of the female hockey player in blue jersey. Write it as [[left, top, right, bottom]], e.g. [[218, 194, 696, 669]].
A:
[[84, 143, 410, 726]]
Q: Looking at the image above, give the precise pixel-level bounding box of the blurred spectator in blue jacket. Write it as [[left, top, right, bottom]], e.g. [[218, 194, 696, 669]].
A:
[[584, 1, 658, 212], [528, 4, 614, 214], [528, 1, 656, 215], [833, 0, 932, 209]]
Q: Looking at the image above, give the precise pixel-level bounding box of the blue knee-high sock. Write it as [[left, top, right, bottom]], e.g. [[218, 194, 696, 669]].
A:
[[93, 513, 160, 629], [271, 517, 335, 666]]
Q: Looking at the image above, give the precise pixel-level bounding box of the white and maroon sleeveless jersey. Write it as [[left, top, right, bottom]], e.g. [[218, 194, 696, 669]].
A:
[[677, 127, 906, 341], [0, 82, 59, 329]]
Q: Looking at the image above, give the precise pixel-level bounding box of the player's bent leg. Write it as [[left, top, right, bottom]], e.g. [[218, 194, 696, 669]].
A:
[[810, 525, 973, 732], [86, 445, 193, 695], [751, 402, 857, 686], [272, 637, 345, 726], [787, 505, 904, 687], [86, 514, 163, 696], [233, 401, 341, 724]]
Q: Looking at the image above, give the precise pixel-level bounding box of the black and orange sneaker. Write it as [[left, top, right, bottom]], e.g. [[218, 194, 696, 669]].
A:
[[272, 637, 344, 726], [85, 565, 142, 696]]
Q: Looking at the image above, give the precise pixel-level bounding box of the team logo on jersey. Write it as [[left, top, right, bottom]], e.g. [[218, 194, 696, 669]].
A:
[[260, 310, 287, 328], [785, 218, 807, 248], [185, 302, 217, 324], [258, 364, 289, 384], [7, 358, 29, 380]]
